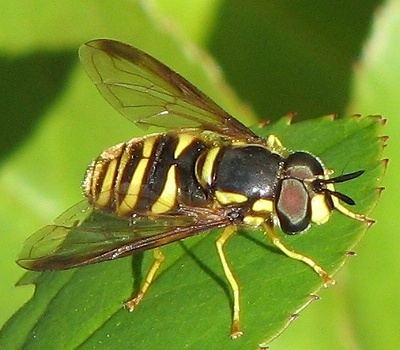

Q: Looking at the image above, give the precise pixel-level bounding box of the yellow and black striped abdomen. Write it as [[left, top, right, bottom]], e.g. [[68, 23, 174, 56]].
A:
[[83, 132, 211, 217]]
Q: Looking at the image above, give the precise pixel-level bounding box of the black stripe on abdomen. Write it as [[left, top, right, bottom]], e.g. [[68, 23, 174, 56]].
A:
[[134, 134, 178, 212], [175, 140, 209, 207]]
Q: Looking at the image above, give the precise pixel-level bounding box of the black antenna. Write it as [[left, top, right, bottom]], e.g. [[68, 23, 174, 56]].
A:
[[316, 170, 365, 205], [321, 170, 364, 184], [325, 189, 356, 205]]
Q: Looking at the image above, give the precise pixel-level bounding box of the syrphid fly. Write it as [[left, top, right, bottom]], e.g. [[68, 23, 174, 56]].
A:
[[18, 39, 373, 339]]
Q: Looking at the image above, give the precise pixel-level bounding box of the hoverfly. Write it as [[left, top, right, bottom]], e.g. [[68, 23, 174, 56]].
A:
[[18, 39, 373, 339]]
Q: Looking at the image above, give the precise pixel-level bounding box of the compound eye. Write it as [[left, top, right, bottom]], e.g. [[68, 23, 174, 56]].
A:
[[285, 152, 324, 179], [276, 178, 311, 234]]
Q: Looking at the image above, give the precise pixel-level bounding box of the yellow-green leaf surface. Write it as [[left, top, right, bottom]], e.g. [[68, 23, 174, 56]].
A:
[[0, 1, 395, 349]]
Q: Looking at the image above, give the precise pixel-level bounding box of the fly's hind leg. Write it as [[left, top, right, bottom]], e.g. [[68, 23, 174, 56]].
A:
[[216, 225, 243, 339], [262, 221, 335, 287], [124, 248, 166, 311]]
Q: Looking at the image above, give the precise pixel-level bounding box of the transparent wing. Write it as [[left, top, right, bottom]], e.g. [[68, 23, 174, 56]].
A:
[[17, 202, 230, 271], [79, 39, 257, 139]]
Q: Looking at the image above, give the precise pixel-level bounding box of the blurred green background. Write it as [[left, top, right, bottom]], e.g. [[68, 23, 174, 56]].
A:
[[0, 1, 398, 349]]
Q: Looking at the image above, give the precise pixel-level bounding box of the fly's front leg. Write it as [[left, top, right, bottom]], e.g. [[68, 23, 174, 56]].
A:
[[262, 222, 335, 287], [216, 225, 243, 339], [124, 248, 166, 311]]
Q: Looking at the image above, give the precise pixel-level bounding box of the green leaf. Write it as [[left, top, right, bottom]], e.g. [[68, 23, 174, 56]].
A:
[[0, 113, 384, 349]]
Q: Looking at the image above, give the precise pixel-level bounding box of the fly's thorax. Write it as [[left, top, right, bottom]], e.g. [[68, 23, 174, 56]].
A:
[[82, 132, 211, 217], [196, 144, 285, 219], [197, 144, 284, 200]]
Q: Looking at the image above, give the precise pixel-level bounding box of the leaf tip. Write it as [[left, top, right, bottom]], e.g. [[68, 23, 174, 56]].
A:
[[284, 112, 297, 124], [257, 119, 271, 129], [345, 250, 357, 257], [380, 158, 389, 174], [15, 271, 42, 287], [366, 218, 376, 228], [370, 115, 387, 126], [309, 294, 320, 302], [375, 186, 385, 197], [379, 135, 389, 146]]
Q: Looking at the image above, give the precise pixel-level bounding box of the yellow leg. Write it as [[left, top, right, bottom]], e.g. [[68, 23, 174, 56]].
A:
[[333, 198, 375, 225], [262, 222, 335, 287], [124, 248, 166, 311], [266, 134, 283, 148], [265, 134, 287, 155], [216, 226, 243, 339]]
